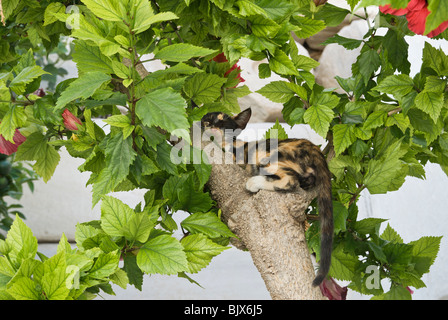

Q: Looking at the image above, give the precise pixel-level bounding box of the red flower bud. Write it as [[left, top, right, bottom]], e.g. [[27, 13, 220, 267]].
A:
[[319, 277, 347, 300], [62, 109, 82, 131], [0, 129, 26, 156]]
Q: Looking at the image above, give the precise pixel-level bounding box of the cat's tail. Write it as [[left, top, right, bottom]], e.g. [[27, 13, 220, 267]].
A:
[[312, 158, 333, 287]]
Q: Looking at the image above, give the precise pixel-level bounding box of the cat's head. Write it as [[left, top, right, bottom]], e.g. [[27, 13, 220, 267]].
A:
[[200, 108, 252, 135]]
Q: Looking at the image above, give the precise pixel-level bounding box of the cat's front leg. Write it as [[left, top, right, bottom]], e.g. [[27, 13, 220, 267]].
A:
[[246, 176, 270, 193]]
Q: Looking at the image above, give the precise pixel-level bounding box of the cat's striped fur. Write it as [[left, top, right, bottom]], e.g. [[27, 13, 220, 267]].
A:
[[201, 108, 333, 286]]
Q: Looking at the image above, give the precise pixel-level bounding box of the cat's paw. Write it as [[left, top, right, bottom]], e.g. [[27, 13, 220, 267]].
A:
[[246, 176, 266, 193]]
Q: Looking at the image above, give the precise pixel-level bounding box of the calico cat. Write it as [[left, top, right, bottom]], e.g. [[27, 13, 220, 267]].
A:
[[201, 108, 333, 287]]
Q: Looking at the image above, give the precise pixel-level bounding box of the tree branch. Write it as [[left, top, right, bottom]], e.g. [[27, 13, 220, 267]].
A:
[[199, 132, 325, 300]]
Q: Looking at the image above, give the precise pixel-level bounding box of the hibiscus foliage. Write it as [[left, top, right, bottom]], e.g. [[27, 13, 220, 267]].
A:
[[0, 0, 446, 300]]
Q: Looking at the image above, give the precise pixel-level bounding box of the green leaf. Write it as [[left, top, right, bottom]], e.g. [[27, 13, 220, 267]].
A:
[[9, 66, 48, 95], [363, 111, 387, 131], [357, 49, 380, 85], [43, 2, 65, 26], [236, 0, 267, 17], [269, 48, 300, 76], [321, 34, 363, 50], [293, 16, 326, 39], [134, 11, 179, 34], [364, 140, 405, 194], [0, 105, 26, 142], [373, 74, 415, 99], [410, 236, 442, 275], [15, 132, 60, 183], [137, 235, 188, 275], [256, 81, 307, 103], [41, 251, 69, 300], [136, 87, 189, 139], [89, 251, 120, 279], [103, 115, 131, 128], [414, 90, 444, 123], [372, 285, 412, 300], [422, 42, 448, 76], [7, 277, 41, 300], [101, 196, 135, 237], [105, 131, 136, 186], [154, 43, 216, 62], [264, 119, 289, 140], [303, 104, 334, 138], [355, 218, 387, 236], [250, 15, 281, 37], [181, 234, 229, 273], [55, 72, 111, 110], [333, 124, 356, 156], [122, 212, 154, 243], [5, 216, 38, 264], [72, 40, 114, 75], [329, 245, 359, 281], [81, 0, 125, 22], [181, 212, 235, 238], [425, 0, 448, 36], [381, 223, 403, 243], [183, 73, 226, 105]]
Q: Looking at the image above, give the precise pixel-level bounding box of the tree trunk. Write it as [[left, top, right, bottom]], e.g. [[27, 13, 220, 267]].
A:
[[205, 149, 325, 300]]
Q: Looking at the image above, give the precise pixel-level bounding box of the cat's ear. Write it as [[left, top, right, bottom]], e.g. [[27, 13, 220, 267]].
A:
[[233, 108, 251, 130]]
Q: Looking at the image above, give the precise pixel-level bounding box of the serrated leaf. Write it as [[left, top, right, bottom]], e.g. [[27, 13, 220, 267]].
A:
[[89, 251, 120, 279], [101, 196, 134, 237], [269, 48, 300, 76], [381, 223, 403, 243], [55, 72, 111, 110], [321, 34, 363, 50], [9, 66, 48, 95], [0, 105, 26, 142], [363, 111, 387, 131], [105, 131, 136, 186], [181, 212, 235, 238], [5, 216, 38, 264], [425, 0, 448, 36], [154, 43, 216, 62], [122, 212, 154, 243], [329, 246, 359, 281], [409, 236, 442, 275], [373, 74, 415, 99], [303, 104, 334, 138], [333, 124, 356, 156], [364, 140, 405, 194], [136, 87, 189, 140], [42, 251, 69, 300], [293, 16, 326, 39], [181, 234, 229, 273], [81, 0, 124, 21], [355, 218, 388, 236], [137, 235, 188, 275], [414, 90, 444, 123], [43, 2, 65, 26], [7, 277, 41, 300], [357, 49, 380, 85], [256, 81, 307, 103], [15, 132, 60, 182], [264, 119, 289, 140], [133, 11, 179, 34], [250, 15, 281, 37], [183, 73, 226, 105]]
